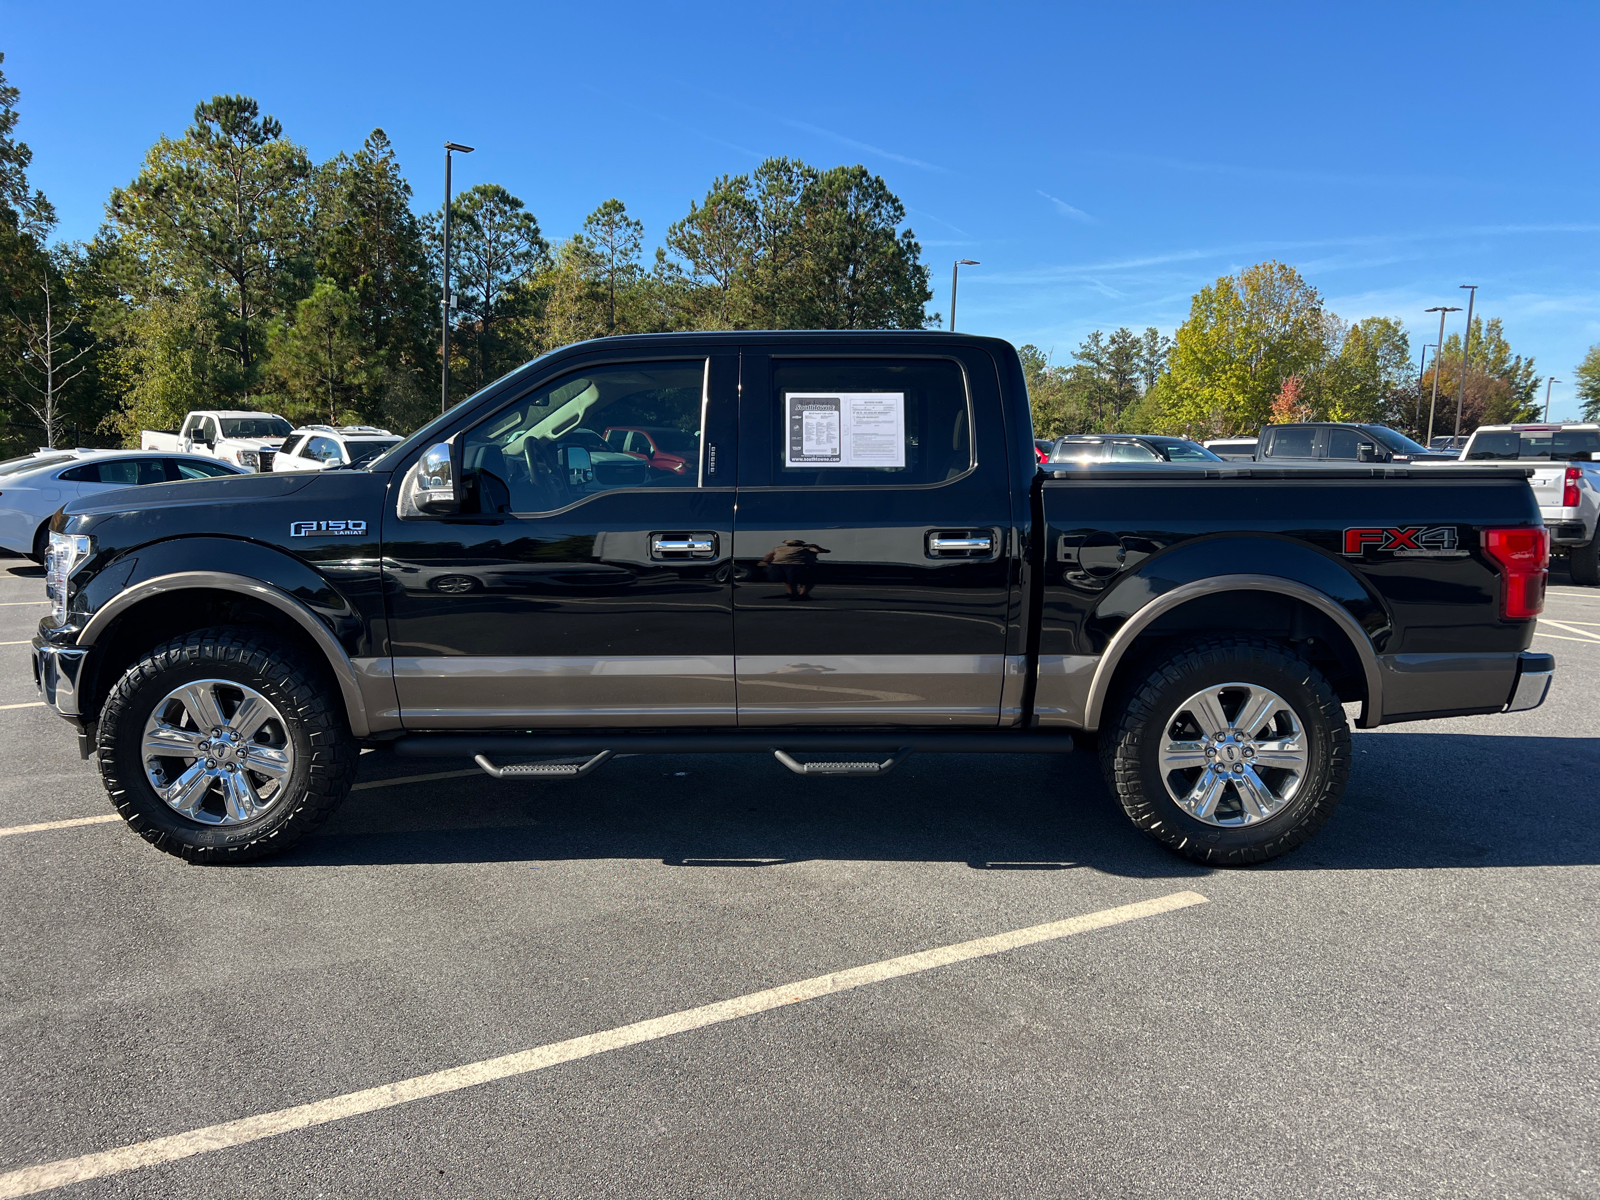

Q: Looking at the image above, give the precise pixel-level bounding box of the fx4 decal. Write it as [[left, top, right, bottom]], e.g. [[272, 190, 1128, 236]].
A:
[[290, 519, 368, 538], [1343, 525, 1465, 557]]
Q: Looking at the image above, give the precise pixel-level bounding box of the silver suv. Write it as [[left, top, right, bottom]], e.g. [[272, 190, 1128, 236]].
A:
[[1461, 423, 1600, 583]]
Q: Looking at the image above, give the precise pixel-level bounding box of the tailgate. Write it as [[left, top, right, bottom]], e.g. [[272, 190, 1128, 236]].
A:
[[1527, 465, 1565, 507]]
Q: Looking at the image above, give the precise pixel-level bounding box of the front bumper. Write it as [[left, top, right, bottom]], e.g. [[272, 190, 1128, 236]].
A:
[[1505, 651, 1554, 713], [31, 634, 87, 721]]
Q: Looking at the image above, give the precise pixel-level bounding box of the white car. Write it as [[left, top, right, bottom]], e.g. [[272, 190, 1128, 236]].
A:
[[0, 449, 244, 561], [271, 425, 402, 472]]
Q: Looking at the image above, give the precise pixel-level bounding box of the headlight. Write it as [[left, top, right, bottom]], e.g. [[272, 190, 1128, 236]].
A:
[[236, 449, 260, 469], [45, 532, 92, 622]]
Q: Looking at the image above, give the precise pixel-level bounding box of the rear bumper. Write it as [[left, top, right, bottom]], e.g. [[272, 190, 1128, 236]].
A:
[[1505, 651, 1554, 713], [1540, 506, 1594, 545]]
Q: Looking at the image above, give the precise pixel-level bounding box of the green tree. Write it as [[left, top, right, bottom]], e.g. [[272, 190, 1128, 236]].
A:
[[663, 175, 758, 328], [1575, 344, 1600, 422], [445, 183, 548, 390], [1165, 261, 1326, 437], [1306, 316, 1413, 426], [1426, 316, 1541, 431], [108, 95, 312, 390], [0, 52, 53, 240], [582, 198, 643, 331], [267, 279, 366, 425], [315, 130, 435, 388]]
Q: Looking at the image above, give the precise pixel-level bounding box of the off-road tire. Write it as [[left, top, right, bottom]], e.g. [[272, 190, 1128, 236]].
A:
[[1099, 635, 1351, 866], [1569, 530, 1600, 587], [98, 628, 356, 863]]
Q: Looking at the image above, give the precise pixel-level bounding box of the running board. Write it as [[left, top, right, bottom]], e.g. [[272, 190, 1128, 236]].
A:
[[773, 748, 912, 777], [473, 750, 615, 780]]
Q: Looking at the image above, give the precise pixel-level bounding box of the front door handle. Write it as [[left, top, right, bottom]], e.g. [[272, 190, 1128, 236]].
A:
[[927, 531, 994, 557], [651, 532, 717, 560]]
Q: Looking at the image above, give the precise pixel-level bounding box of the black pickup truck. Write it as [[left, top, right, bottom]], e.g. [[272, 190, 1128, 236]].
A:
[[32, 332, 1554, 866]]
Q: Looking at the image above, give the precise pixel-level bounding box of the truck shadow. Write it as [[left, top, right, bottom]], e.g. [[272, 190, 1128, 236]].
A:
[[259, 731, 1600, 877]]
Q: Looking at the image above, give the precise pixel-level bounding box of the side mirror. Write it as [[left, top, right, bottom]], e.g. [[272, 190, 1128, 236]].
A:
[[409, 441, 459, 514], [558, 445, 594, 487]]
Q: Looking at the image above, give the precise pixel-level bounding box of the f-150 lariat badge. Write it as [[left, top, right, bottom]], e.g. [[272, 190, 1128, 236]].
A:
[[1343, 525, 1465, 557], [290, 519, 368, 538]]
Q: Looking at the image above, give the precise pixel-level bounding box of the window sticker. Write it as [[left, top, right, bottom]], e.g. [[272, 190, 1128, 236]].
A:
[[785, 392, 905, 468]]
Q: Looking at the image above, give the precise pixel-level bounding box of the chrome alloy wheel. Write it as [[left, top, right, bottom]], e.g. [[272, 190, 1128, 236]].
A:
[[141, 679, 295, 825], [1157, 682, 1308, 827]]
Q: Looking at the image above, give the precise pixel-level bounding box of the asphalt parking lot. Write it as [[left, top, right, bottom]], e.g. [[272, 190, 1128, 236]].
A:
[[1, 554, 1596, 1199]]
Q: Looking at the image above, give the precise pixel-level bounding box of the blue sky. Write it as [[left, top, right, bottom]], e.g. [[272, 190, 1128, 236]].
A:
[[5, 0, 1597, 418]]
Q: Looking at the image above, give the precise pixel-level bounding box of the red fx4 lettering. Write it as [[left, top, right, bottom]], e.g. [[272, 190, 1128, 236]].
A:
[[1343, 526, 1459, 555]]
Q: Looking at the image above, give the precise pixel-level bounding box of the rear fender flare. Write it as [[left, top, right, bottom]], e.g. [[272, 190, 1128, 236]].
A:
[[1084, 574, 1386, 731]]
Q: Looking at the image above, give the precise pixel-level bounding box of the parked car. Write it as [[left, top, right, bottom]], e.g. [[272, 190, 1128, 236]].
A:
[[1034, 439, 1056, 464], [1204, 438, 1259, 461], [34, 331, 1551, 871], [1428, 435, 1470, 453], [1049, 435, 1223, 463], [141, 410, 294, 472], [602, 425, 701, 477], [0, 449, 244, 561], [271, 426, 402, 473], [1254, 423, 1459, 466], [1455, 423, 1600, 584]]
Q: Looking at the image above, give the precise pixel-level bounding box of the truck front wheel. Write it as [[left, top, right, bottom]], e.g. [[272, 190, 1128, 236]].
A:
[[97, 628, 357, 863], [1100, 636, 1351, 866]]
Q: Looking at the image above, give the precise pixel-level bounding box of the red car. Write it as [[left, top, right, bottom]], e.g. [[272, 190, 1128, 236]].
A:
[[603, 426, 700, 477]]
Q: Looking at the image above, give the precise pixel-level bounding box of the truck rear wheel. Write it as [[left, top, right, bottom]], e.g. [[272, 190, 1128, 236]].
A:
[[1099, 636, 1351, 866], [97, 628, 356, 863], [1569, 530, 1600, 586]]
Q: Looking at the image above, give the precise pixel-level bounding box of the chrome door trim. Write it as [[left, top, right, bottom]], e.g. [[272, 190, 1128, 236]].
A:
[[392, 655, 736, 729], [735, 654, 1004, 727]]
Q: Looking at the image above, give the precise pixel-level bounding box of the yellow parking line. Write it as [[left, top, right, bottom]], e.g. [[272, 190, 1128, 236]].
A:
[[0, 891, 1208, 1197], [0, 814, 121, 838], [0, 702, 45, 711], [0, 640, 33, 645]]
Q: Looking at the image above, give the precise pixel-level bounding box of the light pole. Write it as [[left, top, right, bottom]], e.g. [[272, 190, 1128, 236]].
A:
[[1416, 343, 1435, 435], [1544, 378, 1561, 423], [442, 141, 475, 414], [1454, 284, 1477, 438], [1424, 305, 1460, 446], [950, 259, 979, 331]]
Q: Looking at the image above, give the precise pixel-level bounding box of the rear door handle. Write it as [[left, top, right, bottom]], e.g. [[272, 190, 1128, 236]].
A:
[[927, 531, 994, 557], [651, 532, 718, 560]]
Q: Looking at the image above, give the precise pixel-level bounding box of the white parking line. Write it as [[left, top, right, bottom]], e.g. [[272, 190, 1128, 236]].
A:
[[1533, 631, 1600, 643], [351, 768, 481, 791], [0, 814, 121, 838], [0, 702, 45, 711], [1539, 619, 1600, 642], [0, 601, 47, 606], [0, 891, 1207, 1198]]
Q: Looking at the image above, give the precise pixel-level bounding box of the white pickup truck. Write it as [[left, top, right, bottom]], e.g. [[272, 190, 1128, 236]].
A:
[[1457, 423, 1600, 584], [140, 410, 294, 473]]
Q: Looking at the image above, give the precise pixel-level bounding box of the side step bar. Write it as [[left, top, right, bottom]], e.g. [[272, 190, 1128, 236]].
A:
[[772, 748, 912, 777], [397, 732, 1078, 758], [473, 750, 614, 780]]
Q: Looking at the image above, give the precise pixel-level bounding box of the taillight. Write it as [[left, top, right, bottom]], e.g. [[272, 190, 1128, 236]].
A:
[[1563, 466, 1581, 508], [1482, 527, 1549, 620]]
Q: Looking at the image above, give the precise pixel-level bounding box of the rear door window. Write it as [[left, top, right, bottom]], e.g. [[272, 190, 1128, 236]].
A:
[[1267, 427, 1318, 458], [770, 358, 971, 487]]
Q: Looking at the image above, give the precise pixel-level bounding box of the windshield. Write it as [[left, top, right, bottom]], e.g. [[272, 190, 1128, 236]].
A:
[[219, 418, 292, 439], [343, 438, 400, 466], [1365, 426, 1430, 455], [1153, 439, 1223, 462], [0, 453, 75, 477], [1467, 428, 1600, 462]]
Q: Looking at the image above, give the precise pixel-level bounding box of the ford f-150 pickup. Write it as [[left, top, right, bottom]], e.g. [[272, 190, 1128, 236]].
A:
[[32, 332, 1555, 866]]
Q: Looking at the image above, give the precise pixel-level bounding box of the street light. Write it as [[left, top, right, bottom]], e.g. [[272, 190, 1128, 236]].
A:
[[1424, 305, 1461, 446], [442, 141, 475, 414], [1544, 378, 1561, 423], [1454, 285, 1477, 438], [950, 260, 979, 332], [1416, 342, 1435, 434]]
